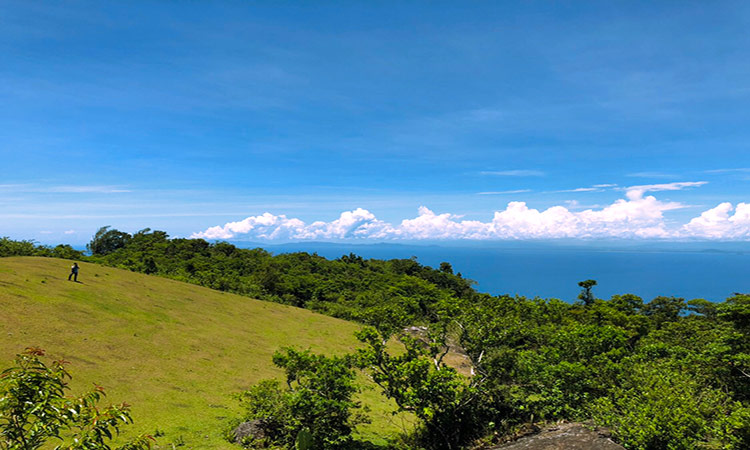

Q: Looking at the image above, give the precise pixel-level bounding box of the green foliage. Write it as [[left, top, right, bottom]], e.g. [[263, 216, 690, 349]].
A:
[[294, 429, 313, 450], [643, 295, 686, 328], [48, 245, 85, 260], [448, 291, 750, 449], [717, 294, 750, 401], [354, 327, 485, 449], [87, 227, 132, 256], [591, 360, 750, 450], [0, 238, 40, 257], [0, 348, 152, 450], [720, 294, 750, 331], [234, 348, 366, 450], [0, 239, 82, 259], [608, 293, 643, 314], [577, 279, 597, 306]]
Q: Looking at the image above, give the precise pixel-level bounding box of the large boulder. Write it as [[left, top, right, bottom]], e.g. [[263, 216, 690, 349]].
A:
[[488, 422, 624, 450], [233, 419, 271, 445]]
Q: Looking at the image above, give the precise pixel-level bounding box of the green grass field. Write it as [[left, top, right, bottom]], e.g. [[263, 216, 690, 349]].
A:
[[0, 257, 408, 449]]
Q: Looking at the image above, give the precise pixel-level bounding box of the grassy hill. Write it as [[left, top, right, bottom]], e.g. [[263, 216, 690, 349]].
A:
[[0, 257, 405, 449]]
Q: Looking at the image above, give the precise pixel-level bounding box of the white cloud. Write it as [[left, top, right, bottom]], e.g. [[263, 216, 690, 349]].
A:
[[555, 187, 600, 193], [191, 208, 394, 240], [704, 168, 750, 174], [681, 202, 750, 239], [48, 185, 132, 193], [623, 181, 707, 200], [0, 184, 131, 194], [64, 230, 76, 234], [190, 181, 750, 241], [398, 207, 487, 239], [552, 184, 618, 193]]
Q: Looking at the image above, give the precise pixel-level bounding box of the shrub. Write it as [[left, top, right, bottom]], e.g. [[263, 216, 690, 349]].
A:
[[0, 238, 40, 257], [234, 348, 367, 450], [591, 360, 749, 450], [354, 327, 487, 450]]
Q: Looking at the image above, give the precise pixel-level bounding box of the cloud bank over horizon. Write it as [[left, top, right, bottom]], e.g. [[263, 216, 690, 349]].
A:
[[191, 183, 750, 241]]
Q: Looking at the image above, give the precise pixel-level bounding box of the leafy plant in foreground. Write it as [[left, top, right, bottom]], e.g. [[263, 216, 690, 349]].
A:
[[0, 348, 152, 450]]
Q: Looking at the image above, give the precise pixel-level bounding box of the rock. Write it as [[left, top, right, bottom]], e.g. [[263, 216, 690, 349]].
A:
[[233, 419, 270, 445], [488, 422, 624, 450]]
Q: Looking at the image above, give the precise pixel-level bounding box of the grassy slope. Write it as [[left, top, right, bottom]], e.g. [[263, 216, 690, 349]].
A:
[[0, 257, 406, 449]]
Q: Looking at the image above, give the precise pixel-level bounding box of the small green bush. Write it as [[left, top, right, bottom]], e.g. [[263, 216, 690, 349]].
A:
[[233, 348, 367, 450]]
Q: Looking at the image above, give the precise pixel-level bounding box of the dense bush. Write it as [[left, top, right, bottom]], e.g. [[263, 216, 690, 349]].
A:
[[0, 237, 83, 259], [233, 348, 366, 450], [591, 360, 750, 450]]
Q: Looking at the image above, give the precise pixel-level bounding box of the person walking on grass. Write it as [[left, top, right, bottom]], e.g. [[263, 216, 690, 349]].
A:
[[68, 262, 79, 282]]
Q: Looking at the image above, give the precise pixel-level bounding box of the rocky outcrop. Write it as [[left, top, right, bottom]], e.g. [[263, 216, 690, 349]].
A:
[[233, 419, 271, 445], [488, 423, 624, 450]]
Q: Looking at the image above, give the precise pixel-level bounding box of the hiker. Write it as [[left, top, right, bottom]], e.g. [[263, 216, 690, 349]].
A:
[[68, 262, 79, 282]]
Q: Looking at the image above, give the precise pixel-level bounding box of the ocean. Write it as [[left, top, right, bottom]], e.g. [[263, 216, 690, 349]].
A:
[[247, 242, 750, 302]]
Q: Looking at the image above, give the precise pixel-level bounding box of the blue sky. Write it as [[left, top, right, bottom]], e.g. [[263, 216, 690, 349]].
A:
[[2, 1, 750, 244]]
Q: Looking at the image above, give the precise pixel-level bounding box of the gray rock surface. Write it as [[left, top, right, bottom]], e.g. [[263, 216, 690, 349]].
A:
[[488, 423, 624, 450], [233, 419, 270, 445]]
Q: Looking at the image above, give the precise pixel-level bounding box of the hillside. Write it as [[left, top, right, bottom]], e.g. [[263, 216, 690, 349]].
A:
[[0, 257, 403, 449]]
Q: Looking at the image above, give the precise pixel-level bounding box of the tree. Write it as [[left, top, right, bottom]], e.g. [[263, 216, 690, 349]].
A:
[[608, 293, 643, 314], [577, 279, 597, 306], [49, 245, 84, 260], [643, 296, 685, 328], [0, 238, 40, 257], [87, 227, 132, 256], [354, 327, 485, 450], [0, 348, 153, 450]]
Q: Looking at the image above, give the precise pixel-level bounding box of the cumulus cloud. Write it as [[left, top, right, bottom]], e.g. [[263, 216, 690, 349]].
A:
[[192, 208, 394, 240], [398, 207, 487, 239], [682, 203, 750, 239], [190, 182, 750, 241]]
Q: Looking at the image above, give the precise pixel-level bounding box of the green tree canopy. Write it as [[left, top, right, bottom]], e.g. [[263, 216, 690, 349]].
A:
[[87, 226, 132, 256]]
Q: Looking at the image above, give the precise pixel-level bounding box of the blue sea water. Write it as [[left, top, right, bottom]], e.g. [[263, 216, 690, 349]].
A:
[[249, 242, 750, 302]]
